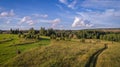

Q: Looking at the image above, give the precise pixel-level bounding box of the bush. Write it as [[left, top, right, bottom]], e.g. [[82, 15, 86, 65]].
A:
[[80, 39, 85, 43], [50, 34, 56, 39]]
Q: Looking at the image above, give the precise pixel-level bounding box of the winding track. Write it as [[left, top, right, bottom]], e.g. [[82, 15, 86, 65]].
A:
[[85, 44, 108, 67]]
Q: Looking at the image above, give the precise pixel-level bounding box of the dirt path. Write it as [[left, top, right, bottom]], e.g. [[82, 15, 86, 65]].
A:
[[85, 44, 108, 67]]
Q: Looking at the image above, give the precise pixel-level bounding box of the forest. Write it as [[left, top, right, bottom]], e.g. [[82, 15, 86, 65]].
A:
[[6, 27, 120, 42]]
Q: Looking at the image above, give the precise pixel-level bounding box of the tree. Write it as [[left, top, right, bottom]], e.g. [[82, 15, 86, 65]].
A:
[[46, 28, 55, 36], [10, 28, 13, 34], [39, 27, 46, 36], [29, 27, 35, 35], [50, 34, 56, 39], [35, 34, 40, 39]]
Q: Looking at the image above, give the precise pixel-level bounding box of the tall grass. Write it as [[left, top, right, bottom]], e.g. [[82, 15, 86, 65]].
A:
[[1, 34, 120, 67], [4, 40, 104, 67], [97, 42, 120, 67], [0, 34, 50, 66]]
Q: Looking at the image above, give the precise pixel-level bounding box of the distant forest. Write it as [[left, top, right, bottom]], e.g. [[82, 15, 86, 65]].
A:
[[0, 28, 120, 42]]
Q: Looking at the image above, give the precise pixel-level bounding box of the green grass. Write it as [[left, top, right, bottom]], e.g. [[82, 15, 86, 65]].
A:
[[0, 34, 50, 65], [4, 40, 105, 67], [0, 34, 120, 67]]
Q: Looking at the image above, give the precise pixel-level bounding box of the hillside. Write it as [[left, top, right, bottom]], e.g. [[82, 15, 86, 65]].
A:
[[4, 40, 105, 67], [0, 31, 120, 67]]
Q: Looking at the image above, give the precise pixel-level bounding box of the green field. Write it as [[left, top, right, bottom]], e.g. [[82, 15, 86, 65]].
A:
[[0, 34, 50, 65], [0, 34, 120, 67]]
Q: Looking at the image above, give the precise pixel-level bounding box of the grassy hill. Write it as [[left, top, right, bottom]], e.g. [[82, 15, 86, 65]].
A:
[[4, 40, 105, 67], [0, 34, 50, 66], [0, 34, 120, 67]]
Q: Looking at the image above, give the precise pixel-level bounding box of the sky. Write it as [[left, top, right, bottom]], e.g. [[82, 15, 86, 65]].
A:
[[0, 0, 120, 30]]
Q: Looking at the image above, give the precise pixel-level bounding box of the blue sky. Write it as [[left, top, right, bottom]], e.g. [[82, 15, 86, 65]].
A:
[[0, 0, 120, 30]]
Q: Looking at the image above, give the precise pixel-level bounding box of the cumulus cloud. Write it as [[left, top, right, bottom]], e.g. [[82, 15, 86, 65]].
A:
[[20, 16, 31, 23], [0, 9, 15, 17], [0, 9, 16, 24], [51, 18, 61, 28], [20, 15, 61, 27], [20, 16, 34, 25], [26, 20, 34, 25], [72, 17, 93, 28], [76, 9, 120, 28], [52, 18, 61, 23], [59, 0, 68, 4]]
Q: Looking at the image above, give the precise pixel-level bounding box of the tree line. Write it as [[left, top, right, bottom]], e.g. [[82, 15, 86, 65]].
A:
[[9, 27, 120, 42]]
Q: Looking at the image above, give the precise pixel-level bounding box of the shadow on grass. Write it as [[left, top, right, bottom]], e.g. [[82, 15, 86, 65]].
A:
[[39, 37, 50, 41], [37, 38, 50, 46], [85, 44, 108, 67], [8, 37, 50, 47], [0, 39, 13, 44]]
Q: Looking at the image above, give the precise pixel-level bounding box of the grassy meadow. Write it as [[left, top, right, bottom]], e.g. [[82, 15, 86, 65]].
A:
[[0, 34, 120, 67], [97, 42, 120, 67], [0, 34, 50, 65]]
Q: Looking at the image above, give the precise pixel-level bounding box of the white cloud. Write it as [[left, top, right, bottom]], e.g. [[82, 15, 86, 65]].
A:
[[20, 15, 61, 26], [0, 9, 15, 17], [20, 16, 34, 25], [59, 0, 68, 4], [52, 18, 61, 23], [59, 0, 77, 9], [51, 18, 61, 28], [72, 17, 93, 28], [26, 20, 34, 25], [20, 16, 31, 23], [0, 12, 8, 17], [76, 9, 120, 28], [68, 0, 77, 9], [0, 9, 17, 24]]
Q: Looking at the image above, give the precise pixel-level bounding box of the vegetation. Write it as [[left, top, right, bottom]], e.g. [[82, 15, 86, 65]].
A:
[[0, 34, 50, 66], [4, 40, 104, 67], [0, 28, 120, 67], [8, 27, 120, 42], [97, 42, 120, 67]]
